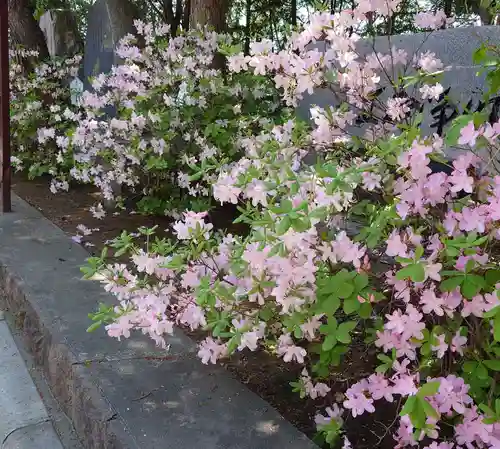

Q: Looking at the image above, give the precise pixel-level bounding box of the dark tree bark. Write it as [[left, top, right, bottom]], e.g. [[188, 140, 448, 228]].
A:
[[189, 0, 229, 31], [182, 0, 191, 30], [8, 0, 49, 65], [162, 0, 184, 35], [244, 0, 251, 54], [291, 0, 297, 27]]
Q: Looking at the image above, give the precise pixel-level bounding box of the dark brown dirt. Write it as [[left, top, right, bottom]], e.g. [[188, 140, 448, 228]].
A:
[[11, 174, 396, 449]]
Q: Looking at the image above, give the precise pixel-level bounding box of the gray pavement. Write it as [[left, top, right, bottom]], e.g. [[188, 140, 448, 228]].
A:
[[0, 311, 64, 449]]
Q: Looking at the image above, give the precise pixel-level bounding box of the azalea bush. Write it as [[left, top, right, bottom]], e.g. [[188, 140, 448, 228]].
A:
[[10, 48, 82, 188], [68, 22, 287, 215], [83, 3, 500, 449]]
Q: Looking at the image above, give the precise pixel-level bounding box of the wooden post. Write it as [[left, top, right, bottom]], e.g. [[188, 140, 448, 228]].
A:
[[0, 0, 11, 212]]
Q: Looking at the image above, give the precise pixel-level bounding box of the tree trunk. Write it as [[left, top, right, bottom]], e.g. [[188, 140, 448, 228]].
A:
[[244, 0, 251, 54], [291, 0, 297, 28], [182, 0, 191, 30], [189, 0, 229, 31], [8, 0, 48, 60]]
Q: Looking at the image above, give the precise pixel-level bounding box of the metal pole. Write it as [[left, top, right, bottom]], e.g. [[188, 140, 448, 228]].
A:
[[0, 0, 10, 212]]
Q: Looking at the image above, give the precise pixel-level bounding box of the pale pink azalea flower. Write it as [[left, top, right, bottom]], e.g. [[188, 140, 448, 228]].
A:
[[106, 316, 133, 340], [367, 373, 394, 402], [90, 203, 106, 219], [484, 292, 500, 312], [422, 443, 454, 449], [198, 338, 227, 365], [213, 175, 242, 204], [391, 373, 418, 396], [343, 379, 375, 417], [432, 374, 472, 414], [449, 170, 474, 194], [458, 121, 479, 147], [420, 288, 445, 316], [414, 10, 447, 29], [420, 83, 444, 100], [451, 331, 467, 355], [300, 315, 323, 341], [362, 172, 382, 191], [424, 262, 442, 282], [417, 51, 444, 74], [314, 404, 344, 428], [461, 295, 486, 318], [280, 345, 307, 364], [132, 251, 159, 275], [244, 179, 269, 206], [431, 334, 448, 358], [385, 230, 408, 257], [393, 415, 416, 448], [178, 304, 207, 330], [386, 97, 410, 121]]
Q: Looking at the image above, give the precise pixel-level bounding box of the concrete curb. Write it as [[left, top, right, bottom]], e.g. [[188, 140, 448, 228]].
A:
[[0, 315, 63, 449], [0, 194, 319, 449]]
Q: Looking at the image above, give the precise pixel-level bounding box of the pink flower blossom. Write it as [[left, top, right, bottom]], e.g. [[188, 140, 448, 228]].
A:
[[386, 230, 408, 257], [458, 121, 479, 146], [420, 288, 445, 316], [451, 331, 467, 355], [431, 334, 448, 358], [386, 97, 410, 121], [343, 379, 375, 417], [414, 10, 447, 29], [198, 337, 227, 364]]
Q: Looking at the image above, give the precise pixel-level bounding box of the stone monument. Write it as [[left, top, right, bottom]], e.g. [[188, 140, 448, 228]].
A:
[[38, 9, 83, 58], [83, 0, 139, 91]]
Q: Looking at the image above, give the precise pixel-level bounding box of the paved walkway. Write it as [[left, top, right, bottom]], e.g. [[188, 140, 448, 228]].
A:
[[0, 312, 63, 449]]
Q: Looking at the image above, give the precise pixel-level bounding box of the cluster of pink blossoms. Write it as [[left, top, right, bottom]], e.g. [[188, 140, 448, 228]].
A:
[[83, 1, 500, 447]]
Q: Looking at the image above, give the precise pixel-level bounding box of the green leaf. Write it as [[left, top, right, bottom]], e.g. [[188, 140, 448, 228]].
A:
[[417, 381, 440, 398], [87, 321, 103, 333], [291, 217, 311, 232], [322, 334, 337, 351], [440, 276, 464, 292], [461, 277, 483, 299], [410, 400, 426, 429], [421, 397, 439, 420], [484, 306, 500, 319], [377, 354, 393, 364], [486, 270, 500, 286], [354, 273, 369, 291], [463, 361, 478, 373], [396, 263, 425, 283], [399, 395, 417, 417], [479, 403, 495, 417], [484, 360, 500, 371], [336, 321, 357, 344], [494, 314, 500, 342], [343, 297, 361, 315], [321, 296, 341, 315], [276, 216, 291, 235], [477, 363, 490, 380], [358, 302, 372, 319], [337, 282, 354, 299]]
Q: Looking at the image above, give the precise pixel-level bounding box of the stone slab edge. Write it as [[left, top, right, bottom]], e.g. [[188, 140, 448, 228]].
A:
[[0, 194, 319, 449]]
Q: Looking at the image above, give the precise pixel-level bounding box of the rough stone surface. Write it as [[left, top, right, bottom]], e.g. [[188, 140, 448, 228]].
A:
[[2, 421, 63, 449], [0, 319, 63, 449], [39, 9, 83, 58], [297, 26, 500, 131], [83, 0, 138, 90], [0, 320, 49, 442], [0, 194, 319, 449]]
